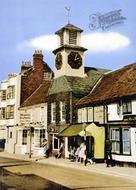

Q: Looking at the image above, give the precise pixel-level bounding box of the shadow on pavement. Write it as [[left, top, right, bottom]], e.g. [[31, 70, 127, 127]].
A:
[[0, 167, 71, 190]]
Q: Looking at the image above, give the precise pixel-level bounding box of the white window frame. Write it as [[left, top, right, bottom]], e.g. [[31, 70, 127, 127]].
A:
[[0, 90, 6, 101], [110, 128, 120, 153], [0, 107, 6, 119], [60, 101, 66, 122], [122, 100, 132, 114], [78, 109, 82, 123], [7, 86, 15, 99], [87, 107, 93, 122], [122, 128, 130, 154], [6, 105, 14, 119]]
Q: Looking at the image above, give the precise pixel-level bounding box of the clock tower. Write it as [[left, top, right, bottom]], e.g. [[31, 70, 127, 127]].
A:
[[53, 23, 87, 78]]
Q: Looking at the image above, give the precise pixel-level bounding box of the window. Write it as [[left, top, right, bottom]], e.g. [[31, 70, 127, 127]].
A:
[[6, 105, 14, 119], [69, 31, 77, 45], [60, 101, 65, 122], [117, 102, 121, 115], [51, 102, 56, 123], [7, 86, 15, 99], [82, 108, 87, 123], [43, 72, 51, 80], [22, 130, 27, 145], [87, 107, 93, 122], [123, 128, 130, 154], [78, 109, 82, 123], [0, 90, 6, 101], [9, 131, 12, 138], [40, 129, 45, 147], [35, 129, 45, 147], [40, 107, 45, 122], [0, 108, 6, 119], [122, 100, 132, 114], [110, 128, 120, 153]]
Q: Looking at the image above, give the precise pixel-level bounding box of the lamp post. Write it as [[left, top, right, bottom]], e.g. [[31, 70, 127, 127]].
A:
[[29, 122, 33, 158], [83, 123, 86, 142]]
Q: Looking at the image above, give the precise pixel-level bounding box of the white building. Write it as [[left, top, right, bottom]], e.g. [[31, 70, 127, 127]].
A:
[[0, 73, 21, 153], [77, 63, 136, 166], [16, 82, 51, 156]]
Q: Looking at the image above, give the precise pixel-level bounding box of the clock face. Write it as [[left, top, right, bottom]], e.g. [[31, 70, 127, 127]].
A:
[[55, 53, 62, 70], [68, 52, 82, 69]]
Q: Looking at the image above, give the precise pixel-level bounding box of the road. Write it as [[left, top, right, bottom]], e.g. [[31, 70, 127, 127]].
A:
[[0, 157, 136, 190]]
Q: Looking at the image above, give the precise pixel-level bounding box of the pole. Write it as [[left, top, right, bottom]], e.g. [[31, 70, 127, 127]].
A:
[[29, 126, 31, 158]]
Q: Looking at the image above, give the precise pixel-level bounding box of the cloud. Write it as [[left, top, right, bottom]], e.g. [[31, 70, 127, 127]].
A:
[[19, 32, 130, 53], [82, 32, 130, 53], [19, 35, 57, 51]]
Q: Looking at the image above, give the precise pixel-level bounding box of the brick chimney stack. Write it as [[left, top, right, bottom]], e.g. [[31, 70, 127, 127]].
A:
[[33, 50, 43, 70]]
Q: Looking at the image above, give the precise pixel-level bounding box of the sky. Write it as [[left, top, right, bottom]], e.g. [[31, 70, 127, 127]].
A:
[[0, 0, 136, 80]]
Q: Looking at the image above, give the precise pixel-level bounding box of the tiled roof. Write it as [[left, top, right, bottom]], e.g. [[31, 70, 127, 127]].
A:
[[55, 23, 83, 34], [49, 67, 108, 97], [77, 63, 136, 106], [20, 81, 51, 107]]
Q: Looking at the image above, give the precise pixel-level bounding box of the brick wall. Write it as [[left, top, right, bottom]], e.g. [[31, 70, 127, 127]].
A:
[[21, 51, 44, 104]]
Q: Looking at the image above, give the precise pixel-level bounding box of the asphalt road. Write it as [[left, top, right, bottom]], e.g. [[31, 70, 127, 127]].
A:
[[0, 157, 136, 190]]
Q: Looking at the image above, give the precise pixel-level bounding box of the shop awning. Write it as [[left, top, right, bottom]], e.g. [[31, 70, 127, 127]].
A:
[[58, 124, 89, 137]]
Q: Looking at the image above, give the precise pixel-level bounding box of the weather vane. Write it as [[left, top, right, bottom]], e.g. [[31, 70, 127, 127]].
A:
[[65, 6, 71, 24]]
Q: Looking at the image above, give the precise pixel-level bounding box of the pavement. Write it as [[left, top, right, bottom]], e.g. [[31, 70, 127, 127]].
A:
[[0, 151, 136, 183]]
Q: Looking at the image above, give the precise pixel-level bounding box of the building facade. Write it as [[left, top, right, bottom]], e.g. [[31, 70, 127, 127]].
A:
[[0, 73, 21, 153], [77, 63, 136, 166], [47, 23, 108, 157]]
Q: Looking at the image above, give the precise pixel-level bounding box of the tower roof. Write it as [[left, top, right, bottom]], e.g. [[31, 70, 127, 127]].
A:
[[55, 23, 83, 34]]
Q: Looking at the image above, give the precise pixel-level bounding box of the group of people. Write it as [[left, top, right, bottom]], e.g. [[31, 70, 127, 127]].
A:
[[42, 138, 114, 167], [69, 142, 93, 166]]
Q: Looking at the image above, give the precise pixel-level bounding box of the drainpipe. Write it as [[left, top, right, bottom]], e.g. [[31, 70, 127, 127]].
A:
[[70, 92, 73, 124], [13, 124, 18, 154]]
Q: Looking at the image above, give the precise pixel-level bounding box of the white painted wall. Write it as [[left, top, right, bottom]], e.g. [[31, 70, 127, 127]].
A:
[[18, 103, 48, 156], [0, 74, 21, 153], [108, 100, 136, 121], [108, 103, 123, 121]]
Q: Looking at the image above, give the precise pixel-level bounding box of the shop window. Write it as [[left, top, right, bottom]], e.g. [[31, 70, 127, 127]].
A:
[[22, 130, 27, 145], [110, 128, 120, 153], [123, 128, 130, 154]]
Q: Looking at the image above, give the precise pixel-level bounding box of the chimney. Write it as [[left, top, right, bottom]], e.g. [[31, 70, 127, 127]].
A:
[[21, 61, 32, 74], [33, 50, 43, 70]]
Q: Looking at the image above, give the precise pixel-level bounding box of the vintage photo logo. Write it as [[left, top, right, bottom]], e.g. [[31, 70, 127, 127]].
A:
[[89, 9, 126, 31]]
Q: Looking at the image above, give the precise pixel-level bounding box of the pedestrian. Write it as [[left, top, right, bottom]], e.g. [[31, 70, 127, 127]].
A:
[[78, 142, 86, 165], [75, 145, 81, 162], [105, 138, 113, 167], [55, 140, 64, 159]]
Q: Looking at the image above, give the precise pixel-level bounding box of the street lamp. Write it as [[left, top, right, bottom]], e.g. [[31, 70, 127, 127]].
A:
[[83, 123, 86, 142], [29, 122, 34, 158]]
